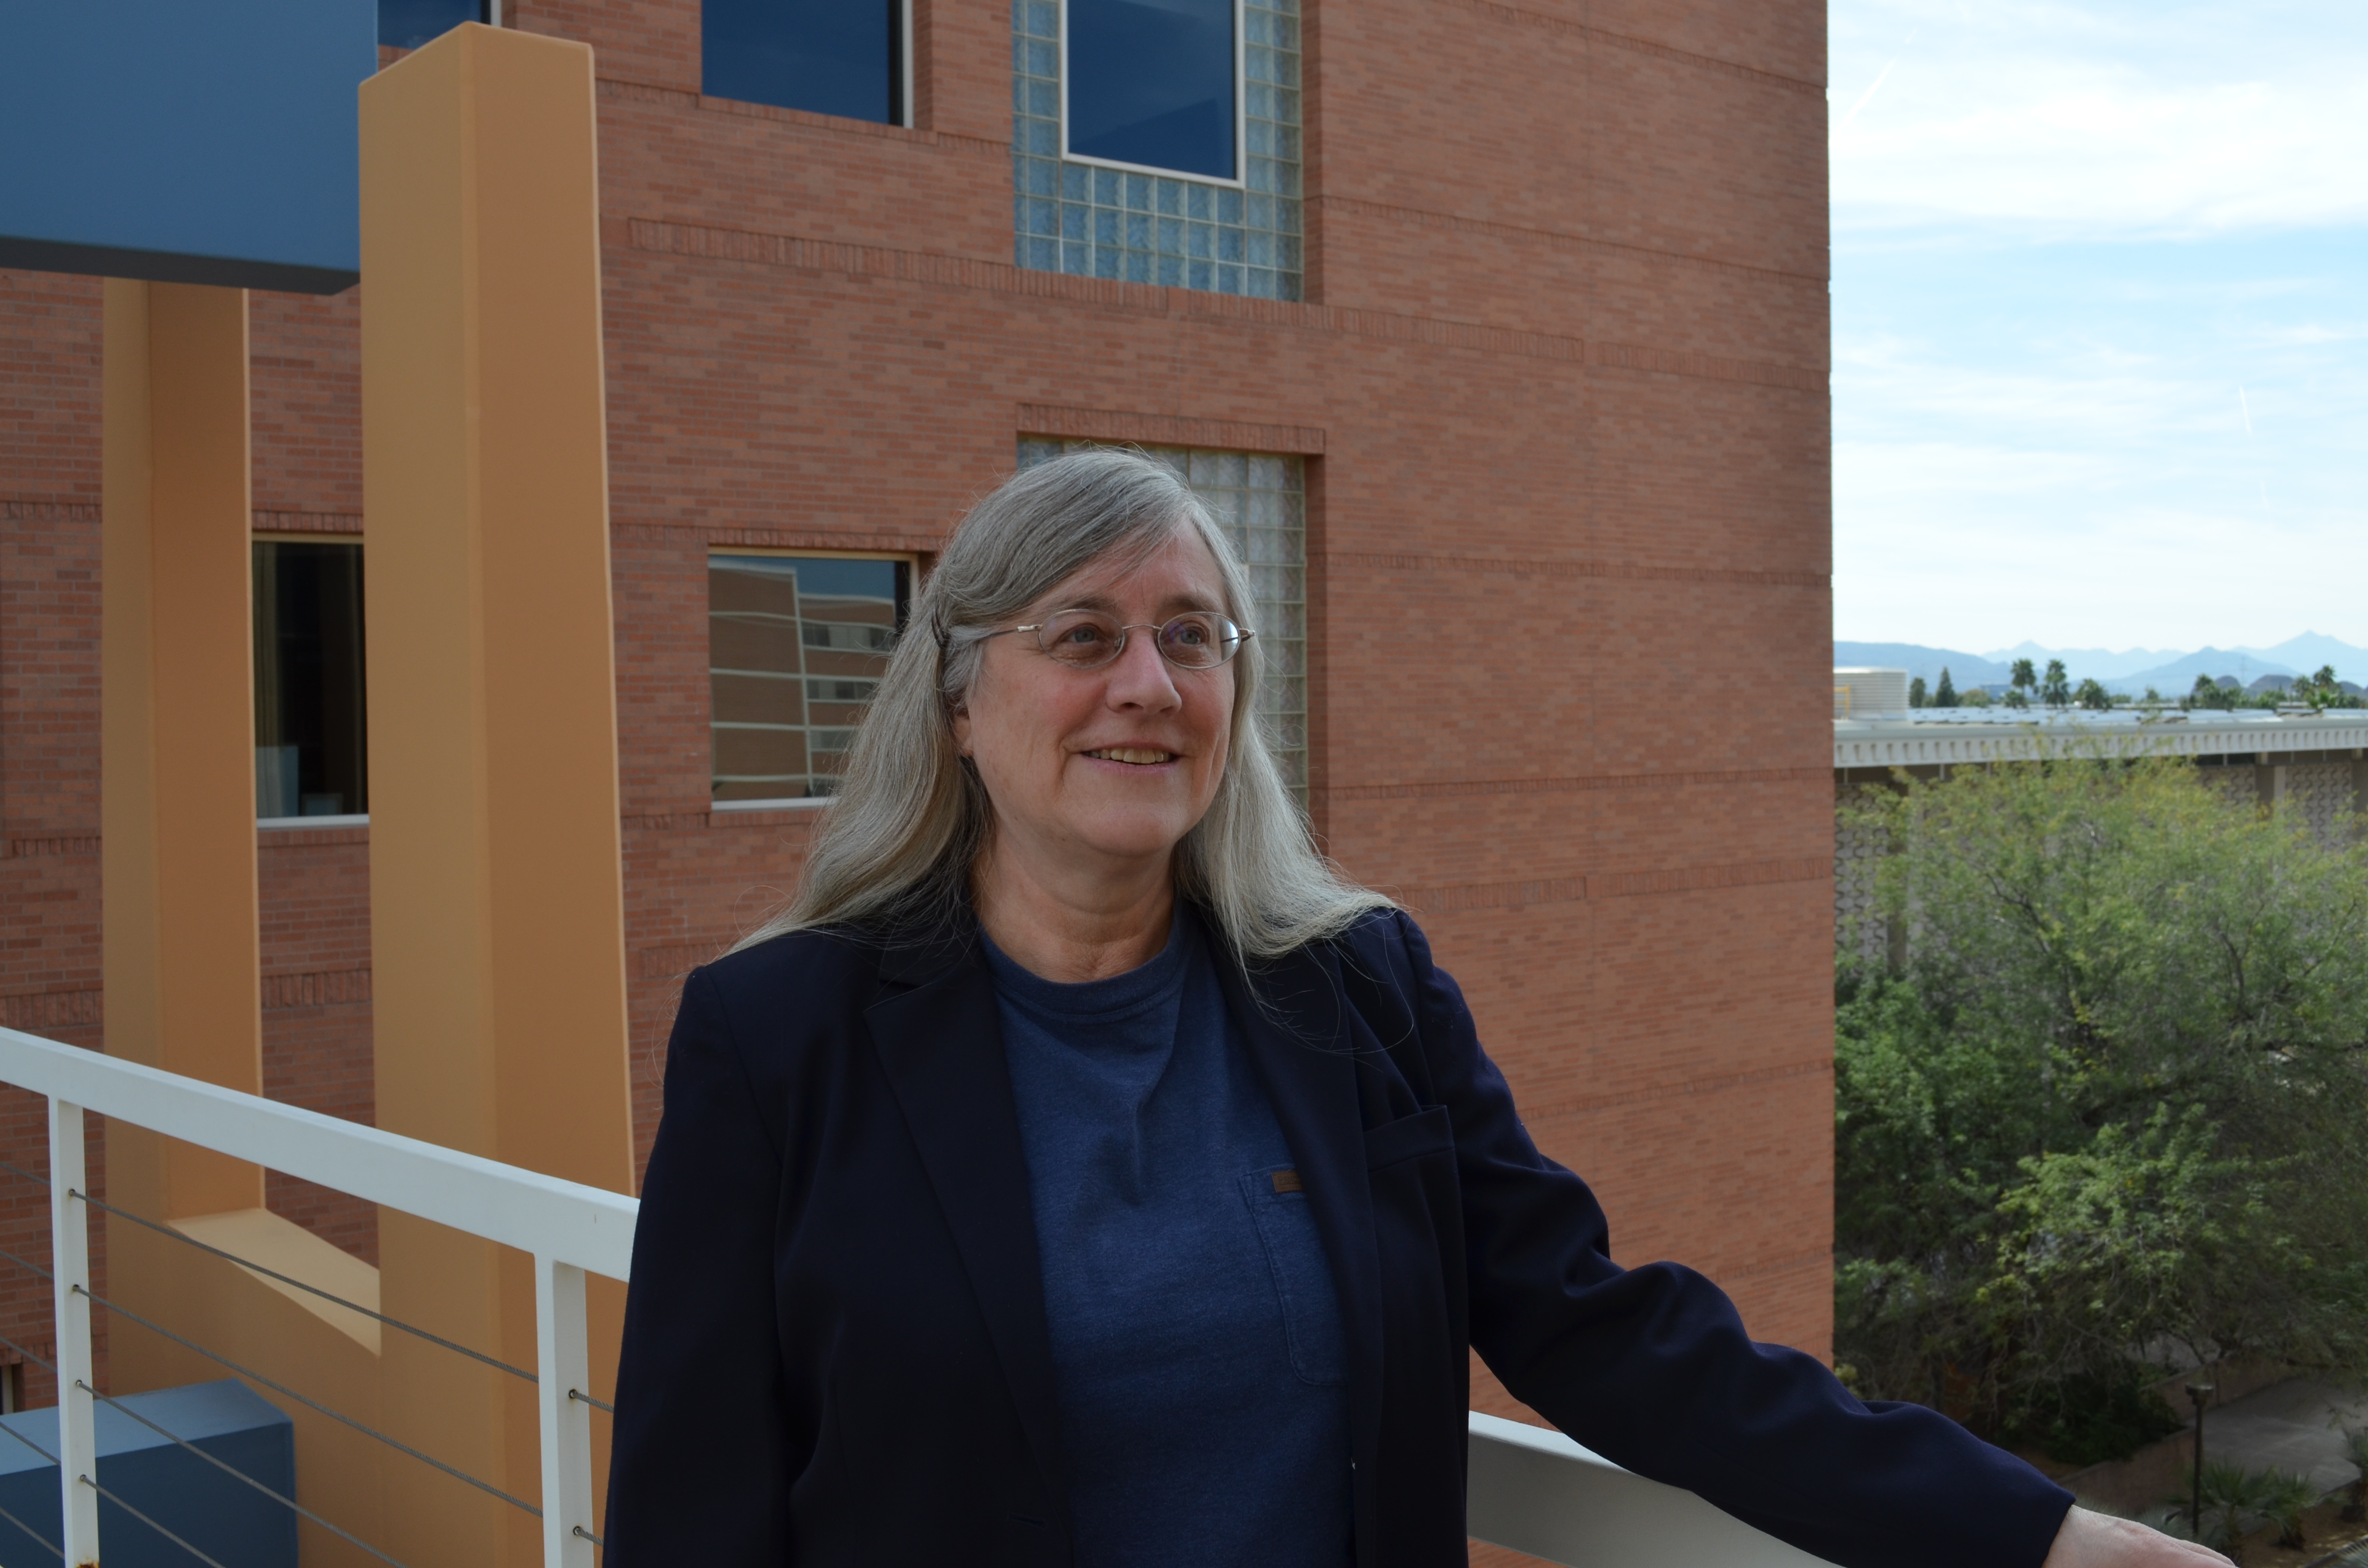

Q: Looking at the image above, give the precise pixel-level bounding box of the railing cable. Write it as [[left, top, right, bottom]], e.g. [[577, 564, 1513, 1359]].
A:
[[74, 1378, 413, 1568], [0, 1162, 542, 1389], [84, 1470, 234, 1568], [0, 1415, 65, 1561], [0, 1495, 62, 1561], [77, 1284, 541, 1518], [0, 1325, 391, 1565], [1, 1160, 543, 1389], [74, 1185, 539, 1385], [0, 1157, 50, 1189], [0, 1211, 492, 1565], [568, 1387, 615, 1414], [0, 1409, 70, 1559], [0, 1238, 53, 1282]]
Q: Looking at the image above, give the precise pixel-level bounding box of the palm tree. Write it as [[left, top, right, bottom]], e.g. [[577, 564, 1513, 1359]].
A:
[[2041, 659, 2071, 708], [2186, 1461, 2274, 1563], [2261, 1470, 2315, 1550]]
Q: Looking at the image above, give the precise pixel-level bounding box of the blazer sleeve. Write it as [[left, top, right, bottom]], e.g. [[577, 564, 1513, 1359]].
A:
[[1383, 913, 2074, 1568], [604, 967, 796, 1564]]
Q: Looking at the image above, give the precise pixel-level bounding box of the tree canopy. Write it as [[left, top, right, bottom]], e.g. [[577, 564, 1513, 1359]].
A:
[[1835, 759, 2368, 1463]]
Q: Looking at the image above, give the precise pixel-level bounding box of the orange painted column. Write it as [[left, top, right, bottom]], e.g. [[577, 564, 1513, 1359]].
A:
[[103, 278, 394, 1568], [359, 24, 635, 1565], [100, 279, 266, 1214]]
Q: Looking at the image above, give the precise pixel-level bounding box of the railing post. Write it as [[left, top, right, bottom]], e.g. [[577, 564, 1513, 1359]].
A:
[[49, 1098, 99, 1566], [534, 1253, 595, 1568]]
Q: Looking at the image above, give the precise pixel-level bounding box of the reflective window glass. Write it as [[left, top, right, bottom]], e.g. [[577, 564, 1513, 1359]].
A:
[[710, 554, 911, 802], [253, 539, 369, 820], [378, 0, 485, 50], [1067, 0, 1235, 181], [704, 0, 902, 126]]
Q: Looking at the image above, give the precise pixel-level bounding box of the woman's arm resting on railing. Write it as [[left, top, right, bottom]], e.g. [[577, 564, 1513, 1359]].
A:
[[2044, 1508, 2227, 1568], [1370, 912, 2078, 1568]]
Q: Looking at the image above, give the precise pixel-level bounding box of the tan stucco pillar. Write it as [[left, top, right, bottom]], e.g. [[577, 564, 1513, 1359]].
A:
[[100, 279, 265, 1218], [359, 24, 634, 1564], [102, 277, 393, 1568]]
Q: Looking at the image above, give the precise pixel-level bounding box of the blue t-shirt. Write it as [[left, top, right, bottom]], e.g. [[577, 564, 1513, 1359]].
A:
[[983, 907, 1353, 1568]]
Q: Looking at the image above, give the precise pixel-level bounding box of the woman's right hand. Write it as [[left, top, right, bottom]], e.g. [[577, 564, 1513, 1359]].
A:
[[2039, 1507, 2230, 1568]]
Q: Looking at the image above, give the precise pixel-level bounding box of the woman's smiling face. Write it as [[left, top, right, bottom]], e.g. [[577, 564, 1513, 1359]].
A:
[[952, 526, 1237, 879]]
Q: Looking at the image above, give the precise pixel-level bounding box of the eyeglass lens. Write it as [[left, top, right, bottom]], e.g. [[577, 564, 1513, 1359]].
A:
[[1035, 610, 1242, 670]]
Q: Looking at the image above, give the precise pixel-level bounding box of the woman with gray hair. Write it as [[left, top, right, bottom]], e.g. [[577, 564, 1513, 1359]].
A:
[[604, 450, 2210, 1568]]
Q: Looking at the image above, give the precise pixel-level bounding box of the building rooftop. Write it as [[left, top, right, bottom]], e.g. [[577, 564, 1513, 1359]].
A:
[[1834, 708, 2368, 770]]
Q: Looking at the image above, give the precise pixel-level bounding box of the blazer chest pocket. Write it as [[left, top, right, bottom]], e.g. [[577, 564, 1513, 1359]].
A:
[[1363, 1104, 1452, 1171], [1242, 1168, 1347, 1387]]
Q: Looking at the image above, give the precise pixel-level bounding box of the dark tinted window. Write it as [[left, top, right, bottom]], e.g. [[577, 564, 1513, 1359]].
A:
[[710, 555, 909, 801], [254, 540, 368, 820], [704, 0, 902, 126], [379, 0, 485, 50], [1067, 0, 1234, 180]]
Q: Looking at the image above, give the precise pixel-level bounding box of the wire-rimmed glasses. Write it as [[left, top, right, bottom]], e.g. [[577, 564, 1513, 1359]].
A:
[[981, 608, 1253, 671]]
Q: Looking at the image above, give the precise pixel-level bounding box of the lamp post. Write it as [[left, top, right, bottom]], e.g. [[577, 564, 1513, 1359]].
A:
[[2188, 1382, 2216, 1543]]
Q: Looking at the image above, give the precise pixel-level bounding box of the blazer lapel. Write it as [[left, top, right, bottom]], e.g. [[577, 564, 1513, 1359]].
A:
[[864, 920, 1073, 1535], [1217, 942, 1387, 1555]]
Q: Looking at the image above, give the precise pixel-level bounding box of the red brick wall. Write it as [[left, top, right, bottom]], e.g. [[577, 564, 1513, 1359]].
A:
[[0, 2, 1833, 1538]]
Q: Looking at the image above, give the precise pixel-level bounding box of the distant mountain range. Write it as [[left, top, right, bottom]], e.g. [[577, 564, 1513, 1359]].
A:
[[1834, 633, 2368, 696]]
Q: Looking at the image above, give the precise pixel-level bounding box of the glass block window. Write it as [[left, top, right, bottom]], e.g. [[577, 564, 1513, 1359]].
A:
[[710, 554, 913, 802], [1012, 0, 1303, 300], [1017, 440, 1307, 796], [253, 539, 368, 820], [705, 0, 905, 126]]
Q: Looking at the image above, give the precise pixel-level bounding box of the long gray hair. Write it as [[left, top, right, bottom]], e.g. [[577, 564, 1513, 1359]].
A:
[[735, 448, 1392, 959]]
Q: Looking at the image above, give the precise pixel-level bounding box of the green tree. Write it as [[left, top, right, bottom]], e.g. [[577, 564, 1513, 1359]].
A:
[[1935, 667, 1959, 708], [2002, 687, 2031, 710], [2190, 674, 2236, 712], [1909, 675, 1928, 709], [2073, 676, 2113, 711], [2011, 658, 2038, 700], [1835, 760, 2368, 1454], [2040, 658, 2072, 708], [1962, 686, 1992, 709]]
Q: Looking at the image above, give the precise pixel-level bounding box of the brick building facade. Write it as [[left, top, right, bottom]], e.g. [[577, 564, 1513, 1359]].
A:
[[0, 0, 1835, 1524]]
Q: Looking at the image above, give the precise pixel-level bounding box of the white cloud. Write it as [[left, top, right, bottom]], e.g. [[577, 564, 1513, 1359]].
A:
[[1828, 2, 2368, 651], [1831, 2, 2368, 236]]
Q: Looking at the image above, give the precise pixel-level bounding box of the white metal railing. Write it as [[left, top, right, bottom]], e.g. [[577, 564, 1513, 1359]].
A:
[[0, 1024, 635, 1568], [1468, 1412, 1836, 1567], [0, 1024, 1832, 1568]]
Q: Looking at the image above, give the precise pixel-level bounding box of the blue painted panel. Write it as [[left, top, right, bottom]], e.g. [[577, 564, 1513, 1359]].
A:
[[0, 0, 376, 292], [1068, 0, 1234, 181], [381, 0, 486, 51], [0, 1379, 297, 1567], [704, 0, 900, 126]]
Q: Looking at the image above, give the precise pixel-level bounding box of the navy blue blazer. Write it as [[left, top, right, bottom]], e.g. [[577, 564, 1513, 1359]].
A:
[[604, 906, 2071, 1567]]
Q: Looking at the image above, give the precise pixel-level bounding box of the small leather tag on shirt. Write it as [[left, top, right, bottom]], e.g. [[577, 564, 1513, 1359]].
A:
[[1270, 1169, 1304, 1194]]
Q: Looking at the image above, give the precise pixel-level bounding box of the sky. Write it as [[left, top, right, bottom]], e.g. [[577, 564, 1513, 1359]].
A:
[[1828, 0, 2368, 656]]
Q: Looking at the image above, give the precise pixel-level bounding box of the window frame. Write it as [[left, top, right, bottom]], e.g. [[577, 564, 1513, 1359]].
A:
[[706, 545, 920, 813], [251, 530, 371, 829], [1058, 0, 1248, 187]]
